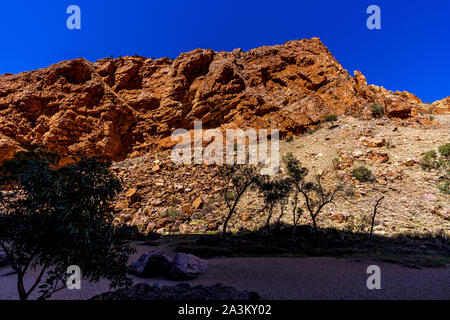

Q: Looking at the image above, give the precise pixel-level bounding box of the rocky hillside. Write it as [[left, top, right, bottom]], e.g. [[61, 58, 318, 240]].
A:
[[1, 38, 448, 164], [109, 114, 449, 237]]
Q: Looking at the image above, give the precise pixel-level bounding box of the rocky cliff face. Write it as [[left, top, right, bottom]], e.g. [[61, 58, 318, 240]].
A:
[[0, 38, 446, 163], [431, 97, 450, 114]]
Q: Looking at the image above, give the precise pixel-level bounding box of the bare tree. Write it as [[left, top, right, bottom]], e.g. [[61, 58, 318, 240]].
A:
[[282, 153, 308, 235], [300, 174, 338, 233], [289, 192, 304, 236], [219, 164, 259, 237], [370, 196, 385, 236], [275, 194, 292, 229], [256, 176, 291, 231]]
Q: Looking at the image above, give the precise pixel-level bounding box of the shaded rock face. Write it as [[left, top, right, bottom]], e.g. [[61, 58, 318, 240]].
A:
[[90, 283, 260, 301], [0, 38, 432, 163], [128, 250, 172, 278], [169, 253, 209, 280]]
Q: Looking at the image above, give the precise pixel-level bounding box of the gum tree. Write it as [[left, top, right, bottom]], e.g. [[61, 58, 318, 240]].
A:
[[282, 153, 308, 235], [283, 153, 338, 234], [256, 176, 292, 231], [0, 150, 135, 300], [219, 163, 260, 237]]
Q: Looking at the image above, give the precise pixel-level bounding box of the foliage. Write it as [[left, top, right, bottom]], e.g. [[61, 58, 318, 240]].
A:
[[420, 150, 439, 170], [352, 166, 372, 182], [370, 103, 384, 118], [344, 215, 372, 233], [324, 115, 338, 122], [256, 175, 292, 230], [420, 144, 449, 194], [282, 153, 307, 235], [165, 208, 181, 218], [438, 179, 450, 195], [285, 136, 293, 143], [307, 126, 320, 135], [282, 153, 338, 233], [439, 143, 450, 158], [0, 150, 135, 300]]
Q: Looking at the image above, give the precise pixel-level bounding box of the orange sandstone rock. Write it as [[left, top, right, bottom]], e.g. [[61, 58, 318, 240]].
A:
[[0, 38, 432, 163]]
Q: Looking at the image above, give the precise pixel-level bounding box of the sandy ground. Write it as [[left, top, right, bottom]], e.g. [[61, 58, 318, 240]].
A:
[[1, 244, 449, 300]]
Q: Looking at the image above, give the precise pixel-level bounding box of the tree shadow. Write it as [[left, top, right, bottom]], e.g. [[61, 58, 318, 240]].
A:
[[136, 224, 450, 269]]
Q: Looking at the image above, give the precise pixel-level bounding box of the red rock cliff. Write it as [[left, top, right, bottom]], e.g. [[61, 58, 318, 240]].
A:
[[0, 38, 443, 163]]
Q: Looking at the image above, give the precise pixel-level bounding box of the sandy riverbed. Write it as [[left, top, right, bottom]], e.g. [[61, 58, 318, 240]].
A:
[[1, 243, 449, 300]]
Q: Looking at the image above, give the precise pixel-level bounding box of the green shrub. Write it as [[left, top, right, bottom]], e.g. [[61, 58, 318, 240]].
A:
[[419, 146, 449, 194], [225, 191, 236, 201], [285, 136, 294, 142], [370, 103, 384, 118], [165, 208, 181, 218], [420, 150, 439, 170], [324, 115, 338, 122], [438, 179, 450, 195], [307, 127, 320, 135], [438, 143, 450, 157], [352, 166, 372, 182]]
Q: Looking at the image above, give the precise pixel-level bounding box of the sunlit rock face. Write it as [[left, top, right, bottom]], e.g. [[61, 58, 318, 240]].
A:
[[0, 38, 429, 163]]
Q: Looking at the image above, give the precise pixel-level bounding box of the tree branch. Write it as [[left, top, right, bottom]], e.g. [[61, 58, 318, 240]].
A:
[[25, 264, 48, 299]]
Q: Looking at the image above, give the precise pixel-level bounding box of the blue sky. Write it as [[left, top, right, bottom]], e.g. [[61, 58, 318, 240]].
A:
[[1, 0, 449, 102]]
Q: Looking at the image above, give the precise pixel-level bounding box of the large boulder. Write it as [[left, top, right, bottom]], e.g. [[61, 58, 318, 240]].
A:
[[91, 283, 260, 301], [128, 250, 172, 278], [169, 253, 208, 280]]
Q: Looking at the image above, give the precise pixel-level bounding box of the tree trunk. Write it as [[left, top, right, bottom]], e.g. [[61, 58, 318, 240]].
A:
[[17, 274, 27, 300], [222, 190, 245, 237], [311, 215, 318, 233], [222, 212, 232, 238], [371, 197, 385, 236], [291, 195, 298, 237], [265, 204, 274, 231]]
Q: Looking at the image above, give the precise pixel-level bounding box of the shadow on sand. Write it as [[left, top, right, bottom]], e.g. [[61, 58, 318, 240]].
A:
[[130, 224, 450, 269]]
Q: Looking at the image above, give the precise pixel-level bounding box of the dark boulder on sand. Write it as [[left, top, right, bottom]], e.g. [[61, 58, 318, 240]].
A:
[[128, 250, 172, 278], [169, 253, 209, 280]]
